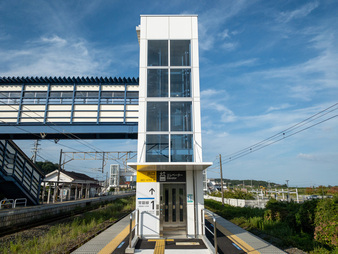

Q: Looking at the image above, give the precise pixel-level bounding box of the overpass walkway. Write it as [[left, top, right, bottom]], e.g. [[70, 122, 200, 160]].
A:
[[0, 76, 139, 140]]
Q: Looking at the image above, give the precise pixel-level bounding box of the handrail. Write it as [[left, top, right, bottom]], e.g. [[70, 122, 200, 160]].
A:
[[128, 209, 139, 248], [14, 198, 27, 208], [201, 208, 218, 254]]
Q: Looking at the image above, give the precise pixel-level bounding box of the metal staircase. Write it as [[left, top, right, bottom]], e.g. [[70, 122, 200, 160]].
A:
[[0, 140, 44, 205]]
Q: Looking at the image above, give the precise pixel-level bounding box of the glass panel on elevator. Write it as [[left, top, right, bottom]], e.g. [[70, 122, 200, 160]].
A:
[[165, 188, 169, 222], [146, 135, 169, 162], [147, 102, 168, 131], [171, 134, 193, 162], [170, 69, 191, 97], [172, 188, 176, 222], [171, 102, 192, 131], [147, 69, 168, 97], [179, 188, 184, 221], [148, 40, 168, 66], [170, 40, 190, 66]]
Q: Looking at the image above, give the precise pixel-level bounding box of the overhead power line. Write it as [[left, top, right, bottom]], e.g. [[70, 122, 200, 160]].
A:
[[0, 96, 105, 152], [220, 102, 338, 166]]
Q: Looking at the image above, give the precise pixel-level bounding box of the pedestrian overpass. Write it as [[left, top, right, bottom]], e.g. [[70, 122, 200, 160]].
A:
[[0, 76, 139, 140], [0, 76, 140, 205]]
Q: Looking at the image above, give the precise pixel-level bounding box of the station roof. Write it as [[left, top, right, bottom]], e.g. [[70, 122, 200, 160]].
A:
[[0, 76, 139, 84], [128, 162, 213, 171]]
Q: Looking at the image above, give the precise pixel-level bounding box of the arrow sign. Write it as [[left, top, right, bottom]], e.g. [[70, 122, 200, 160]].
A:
[[149, 188, 155, 195]]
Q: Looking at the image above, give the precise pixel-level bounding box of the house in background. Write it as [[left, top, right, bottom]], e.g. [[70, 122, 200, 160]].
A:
[[42, 170, 101, 203]]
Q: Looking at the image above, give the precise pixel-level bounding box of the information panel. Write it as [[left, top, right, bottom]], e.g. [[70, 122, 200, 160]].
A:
[[156, 171, 186, 182], [137, 171, 156, 182]]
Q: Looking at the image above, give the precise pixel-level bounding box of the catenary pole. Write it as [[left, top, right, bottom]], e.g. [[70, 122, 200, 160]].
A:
[[219, 154, 224, 206]]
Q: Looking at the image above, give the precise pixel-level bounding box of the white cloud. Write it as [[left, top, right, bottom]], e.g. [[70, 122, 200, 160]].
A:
[[297, 153, 317, 161], [198, 0, 252, 51], [267, 104, 293, 112], [0, 34, 138, 77], [276, 1, 319, 23], [41, 35, 67, 45]]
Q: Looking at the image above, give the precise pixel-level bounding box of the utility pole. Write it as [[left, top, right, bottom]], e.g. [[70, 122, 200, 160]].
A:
[[31, 139, 40, 163], [54, 149, 63, 202], [219, 154, 224, 206]]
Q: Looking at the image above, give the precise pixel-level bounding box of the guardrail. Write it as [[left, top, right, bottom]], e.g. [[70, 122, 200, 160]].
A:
[[201, 208, 218, 254], [128, 209, 139, 248], [14, 198, 27, 208], [0, 198, 28, 209]]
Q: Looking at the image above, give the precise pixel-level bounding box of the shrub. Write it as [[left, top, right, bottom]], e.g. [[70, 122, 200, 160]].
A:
[[314, 196, 338, 248]]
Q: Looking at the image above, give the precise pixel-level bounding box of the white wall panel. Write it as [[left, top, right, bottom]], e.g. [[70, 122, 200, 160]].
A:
[[191, 39, 199, 68], [73, 111, 97, 117], [126, 105, 139, 111], [24, 85, 48, 91], [50, 85, 73, 91], [48, 105, 72, 111], [146, 16, 169, 39], [76, 85, 99, 91], [20, 118, 44, 122], [0, 105, 19, 110], [169, 16, 192, 39], [100, 105, 124, 111], [100, 111, 124, 117], [72, 118, 96, 122], [74, 105, 98, 111], [0, 112, 18, 117], [99, 118, 124, 122], [126, 85, 139, 91], [0, 86, 21, 91], [192, 17, 198, 39], [21, 111, 44, 117], [22, 105, 46, 111], [126, 111, 138, 117], [2, 118, 16, 122], [47, 118, 70, 122], [47, 111, 71, 117]]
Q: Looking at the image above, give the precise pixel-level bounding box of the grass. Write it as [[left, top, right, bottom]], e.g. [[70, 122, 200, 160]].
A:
[[1, 196, 135, 254]]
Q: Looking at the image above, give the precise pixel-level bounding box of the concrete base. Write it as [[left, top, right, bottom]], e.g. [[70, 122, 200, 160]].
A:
[[0, 192, 134, 231]]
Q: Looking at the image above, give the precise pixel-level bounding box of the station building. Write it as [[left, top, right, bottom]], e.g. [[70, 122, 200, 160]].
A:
[[129, 15, 212, 238]]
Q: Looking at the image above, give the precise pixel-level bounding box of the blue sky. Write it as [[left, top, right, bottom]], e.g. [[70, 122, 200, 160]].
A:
[[1, 0, 337, 187]]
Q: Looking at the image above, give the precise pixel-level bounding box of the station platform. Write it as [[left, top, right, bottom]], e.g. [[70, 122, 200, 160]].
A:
[[72, 210, 285, 254]]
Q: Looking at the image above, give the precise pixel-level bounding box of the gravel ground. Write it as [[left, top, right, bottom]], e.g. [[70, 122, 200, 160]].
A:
[[284, 247, 309, 254]]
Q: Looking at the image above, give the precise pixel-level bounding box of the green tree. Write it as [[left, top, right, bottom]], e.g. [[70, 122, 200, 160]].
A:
[[35, 161, 59, 175]]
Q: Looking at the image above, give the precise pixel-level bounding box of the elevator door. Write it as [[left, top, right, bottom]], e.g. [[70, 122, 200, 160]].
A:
[[161, 184, 186, 235]]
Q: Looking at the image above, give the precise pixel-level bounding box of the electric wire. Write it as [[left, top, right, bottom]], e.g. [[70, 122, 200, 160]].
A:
[[0, 98, 104, 153], [225, 102, 338, 160], [221, 110, 337, 166]]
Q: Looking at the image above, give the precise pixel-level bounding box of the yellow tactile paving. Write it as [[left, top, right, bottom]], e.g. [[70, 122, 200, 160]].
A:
[[153, 239, 165, 254], [98, 220, 135, 254]]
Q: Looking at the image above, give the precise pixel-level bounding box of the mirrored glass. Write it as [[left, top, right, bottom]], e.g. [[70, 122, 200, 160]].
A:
[[147, 69, 168, 97], [148, 40, 168, 66], [170, 40, 190, 66], [147, 102, 168, 131], [170, 69, 191, 97], [171, 134, 193, 162], [146, 134, 169, 162], [171, 102, 192, 131]]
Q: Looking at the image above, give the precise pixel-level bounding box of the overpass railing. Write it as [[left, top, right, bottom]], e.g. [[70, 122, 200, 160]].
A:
[[0, 140, 43, 205]]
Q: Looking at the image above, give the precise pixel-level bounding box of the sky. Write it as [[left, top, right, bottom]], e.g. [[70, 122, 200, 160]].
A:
[[0, 0, 337, 187]]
